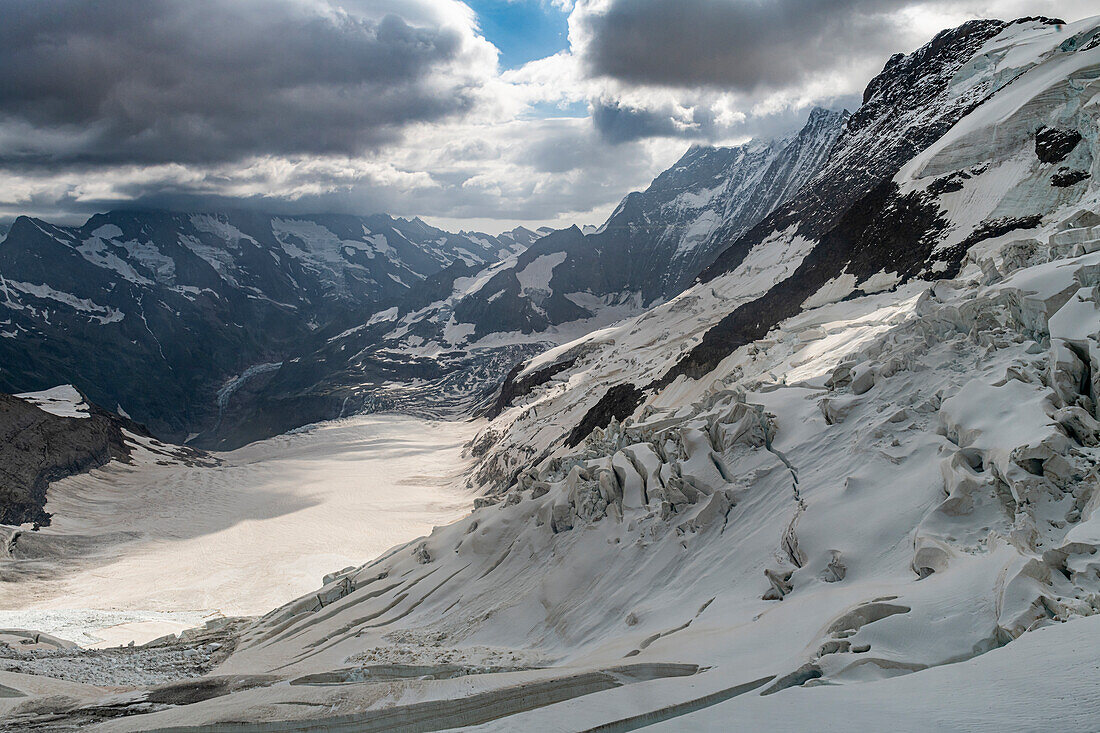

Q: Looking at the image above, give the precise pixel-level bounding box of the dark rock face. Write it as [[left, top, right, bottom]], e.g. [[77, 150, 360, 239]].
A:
[[926, 164, 989, 196], [0, 393, 135, 526], [484, 357, 577, 420], [1035, 127, 1083, 164], [1052, 168, 1091, 187], [0, 211, 535, 445], [936, 215, 1045, 267], [566, 383, 643, 447]]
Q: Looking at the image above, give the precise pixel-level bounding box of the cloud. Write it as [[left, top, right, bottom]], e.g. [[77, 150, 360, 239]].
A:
[[0, 116, 686, 232], [1, 0, 1097, 232], [591, 100, 691, 143], [572, 0, 1095, 91], [562, 0, 1098, 144], [574, 0, 897, 91], [0, 0, 497, 168]]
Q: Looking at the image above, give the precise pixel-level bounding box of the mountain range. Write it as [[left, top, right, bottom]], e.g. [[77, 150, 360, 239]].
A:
[[0, 107, 847, 448], [0, 211, 540, 442]]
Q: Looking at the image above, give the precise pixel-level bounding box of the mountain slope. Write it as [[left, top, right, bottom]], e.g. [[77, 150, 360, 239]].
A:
[[217, 15, 1100, 724], [449, 106, 848, 339], [665, 17, 1057, 382], [0, 211, 536, 442], [215, 109, 847, 446]]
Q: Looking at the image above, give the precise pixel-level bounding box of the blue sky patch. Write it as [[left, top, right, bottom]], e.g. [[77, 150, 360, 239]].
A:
[[520, 99, 589, 119], [466, 0, 570, 70]]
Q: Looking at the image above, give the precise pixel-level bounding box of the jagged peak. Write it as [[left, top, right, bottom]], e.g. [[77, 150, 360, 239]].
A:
[[805, 105, 846, 123], [508, 225, 537, 238], [862, 18, 1007, 105], [1008, 15, 1066, 28], [6, 214, 62, 239]]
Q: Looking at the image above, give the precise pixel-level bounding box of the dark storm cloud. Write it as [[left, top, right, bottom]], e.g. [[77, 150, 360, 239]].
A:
[[0, 0, 481, 168], [579, 0, 914, 90], [590, 96, 859, 144], [590, 101, 688, 144], [32, 118, 666, 224]]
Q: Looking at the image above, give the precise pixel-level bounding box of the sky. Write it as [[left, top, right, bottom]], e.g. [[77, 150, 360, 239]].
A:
[[0, 0, 1096, 234]]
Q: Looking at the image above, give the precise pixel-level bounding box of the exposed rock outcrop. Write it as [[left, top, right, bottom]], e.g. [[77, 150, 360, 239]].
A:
[[0, 388, 202, 526]]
